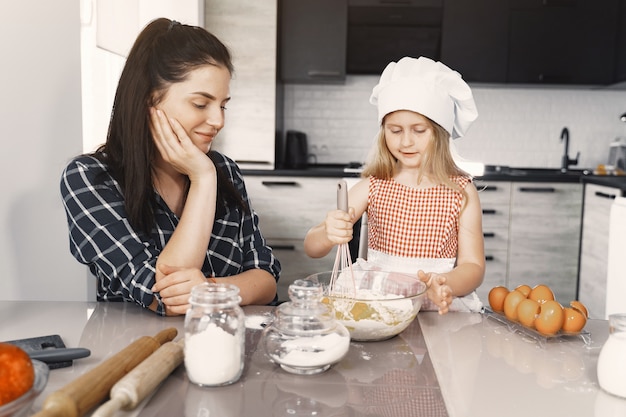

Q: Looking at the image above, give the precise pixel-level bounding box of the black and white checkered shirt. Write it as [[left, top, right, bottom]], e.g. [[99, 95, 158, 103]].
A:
[[60, 152, 280, 315]]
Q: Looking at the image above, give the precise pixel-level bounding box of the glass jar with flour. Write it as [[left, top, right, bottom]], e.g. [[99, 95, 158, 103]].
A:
[[262, 278, 350, 375], [184, 282, 245, 386]]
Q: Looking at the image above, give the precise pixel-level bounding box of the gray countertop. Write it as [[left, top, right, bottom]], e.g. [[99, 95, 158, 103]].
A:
[[2, 301, 624, 417]]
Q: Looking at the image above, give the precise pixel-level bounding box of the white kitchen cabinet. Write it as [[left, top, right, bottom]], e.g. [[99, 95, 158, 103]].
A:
[[475, 181, 511, 303], [245, 176, 340, 301], [578, 183, 621, 319], [205, 0, 277, 168], [508, 182, 583, 304]]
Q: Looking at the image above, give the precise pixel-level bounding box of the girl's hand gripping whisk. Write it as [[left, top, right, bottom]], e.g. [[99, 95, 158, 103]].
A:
[[329, 180, 356, 296]]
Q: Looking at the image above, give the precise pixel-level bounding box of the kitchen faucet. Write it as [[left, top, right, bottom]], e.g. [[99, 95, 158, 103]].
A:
[[560, 127, 579, 171]]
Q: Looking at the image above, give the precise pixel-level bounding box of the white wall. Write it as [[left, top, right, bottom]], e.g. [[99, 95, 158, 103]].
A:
[[284, 77, 626, 170], [0, 0, 90, 301]]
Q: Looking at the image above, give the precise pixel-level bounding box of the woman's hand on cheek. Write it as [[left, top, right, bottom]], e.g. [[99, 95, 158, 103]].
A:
[[150, 108, 215, 181], [152, 264, 207, 316]]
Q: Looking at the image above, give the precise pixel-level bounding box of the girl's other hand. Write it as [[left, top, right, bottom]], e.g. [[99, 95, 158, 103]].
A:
[[150, 108, 215, 181], [418, 270, 452, 315], [324, 207, 355, 245]]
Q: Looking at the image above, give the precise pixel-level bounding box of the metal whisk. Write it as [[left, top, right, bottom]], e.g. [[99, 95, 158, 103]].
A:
[[329, 180, 356, 297]]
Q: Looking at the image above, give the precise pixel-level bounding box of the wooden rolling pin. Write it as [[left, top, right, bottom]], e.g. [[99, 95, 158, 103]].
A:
[[32, 327, 177, 417], [91, 339, 185, 417]]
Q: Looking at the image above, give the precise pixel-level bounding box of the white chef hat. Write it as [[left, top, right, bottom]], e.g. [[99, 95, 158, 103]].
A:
[[370, 56, 478, 139]]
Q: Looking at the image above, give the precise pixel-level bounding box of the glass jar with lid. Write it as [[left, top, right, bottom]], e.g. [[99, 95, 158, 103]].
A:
[[184, 282, 245, 386], [262, 278, 350, 375], [597, 313, 626, 398]]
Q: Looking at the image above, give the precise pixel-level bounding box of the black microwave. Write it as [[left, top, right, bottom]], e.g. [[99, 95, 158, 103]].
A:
[[346, 0, 444, 75]]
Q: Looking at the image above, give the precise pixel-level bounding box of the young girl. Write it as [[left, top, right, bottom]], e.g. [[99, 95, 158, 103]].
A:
[[60, 18, 280, 316], [304, 56, 484, 314]]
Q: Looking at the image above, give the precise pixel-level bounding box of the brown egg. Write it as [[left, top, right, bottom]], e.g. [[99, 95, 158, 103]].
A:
[[517, 298, 540, 329], [562, 301, 588, 333], [488, 286, 510, 312], [503, 290, 527, 321], [514, 284, 532, 298], [570, 300, 589, 318], [528, 284, 555, 304], [535, 300, 564, 336], [0, 343, 35, 406]]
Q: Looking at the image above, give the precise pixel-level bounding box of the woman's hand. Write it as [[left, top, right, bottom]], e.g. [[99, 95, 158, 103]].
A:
[[418, 270, 452, 315], [323, 207, 355, 245], [150, 108, 215, 182], [152, 264, 209, 316]]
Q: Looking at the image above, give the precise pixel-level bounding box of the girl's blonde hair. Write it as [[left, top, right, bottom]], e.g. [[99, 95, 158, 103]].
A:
[[361, 113, 470, 201]]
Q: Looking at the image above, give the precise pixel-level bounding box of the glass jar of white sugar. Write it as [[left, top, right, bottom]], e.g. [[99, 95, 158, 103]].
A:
[[184, 282, 245, 386], [262, 278, 350, 375]]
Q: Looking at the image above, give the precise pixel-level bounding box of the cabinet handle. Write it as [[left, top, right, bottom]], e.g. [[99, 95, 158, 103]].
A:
[[518, 187, 556, 193], [307, 70, 342, 78], [482, 209, 497, 215], [483, 232, 496, 238], [261, 181, 299, 187], [482, 185, 498, 191], [594, 191, 617, 200], [270, 244, 296, 251], [485, 255, 495, 261], [542, 0, 576, 6]]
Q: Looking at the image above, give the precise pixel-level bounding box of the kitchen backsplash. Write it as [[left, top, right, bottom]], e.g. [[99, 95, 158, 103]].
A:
[[283, 76, 626, 170]]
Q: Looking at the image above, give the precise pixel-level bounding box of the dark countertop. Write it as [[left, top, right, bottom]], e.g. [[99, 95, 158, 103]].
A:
[[242, 164, 626, 190], [580, 175, 626, 192]]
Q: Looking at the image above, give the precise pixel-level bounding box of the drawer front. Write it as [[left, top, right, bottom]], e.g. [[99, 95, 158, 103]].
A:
[[245, 176, 338, 239], [476, 250, 507, 303], [483, 227, 508, 252], [268, 238, 335, 302], [476, 181, 512, 206]]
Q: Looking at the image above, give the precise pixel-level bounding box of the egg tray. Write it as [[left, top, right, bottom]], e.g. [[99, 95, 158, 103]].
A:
[[482, 307, 591, 346]]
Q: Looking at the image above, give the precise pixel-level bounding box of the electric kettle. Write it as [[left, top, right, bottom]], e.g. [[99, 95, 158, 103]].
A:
[[284, 130, 309, 169]]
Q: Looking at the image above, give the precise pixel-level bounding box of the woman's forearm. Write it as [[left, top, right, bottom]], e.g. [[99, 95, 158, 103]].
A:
[[157, 178, 217, 273], [218, 269, 277, 305]]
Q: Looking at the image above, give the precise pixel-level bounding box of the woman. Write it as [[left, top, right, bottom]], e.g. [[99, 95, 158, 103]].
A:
[[60, 18, 280, 316]]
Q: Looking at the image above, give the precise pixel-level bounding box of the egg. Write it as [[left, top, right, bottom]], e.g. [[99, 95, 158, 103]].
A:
[[514, 284, 532, 298], [503, 289, 527, 322], [517, 298, 540, 329], [488, 286, 509, 312], [562, 300, 588, 333], [0, 343, 35, 406], [535, 300, 564, 336], [570, 300, 589, 318], [528, 284, 555, 304]]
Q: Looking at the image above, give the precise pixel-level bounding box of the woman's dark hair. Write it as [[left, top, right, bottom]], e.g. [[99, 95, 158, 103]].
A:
[[93, 18, 246, 236]]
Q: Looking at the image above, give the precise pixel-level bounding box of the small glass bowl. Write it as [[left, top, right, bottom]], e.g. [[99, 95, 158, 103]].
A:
[[262, 279, 351, 375], [0, 359, 49, 417]]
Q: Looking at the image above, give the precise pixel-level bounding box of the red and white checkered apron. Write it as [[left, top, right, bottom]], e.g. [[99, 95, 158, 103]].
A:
[[367, 175, 471, 258]]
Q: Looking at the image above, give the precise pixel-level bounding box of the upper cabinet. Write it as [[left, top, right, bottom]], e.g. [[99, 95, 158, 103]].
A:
[[505, 0, 619, 85], [279, 0, 626, 86], [205, 0, 277, 168], [279, 0, 348, 83], [440, 0, 508, 83]]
